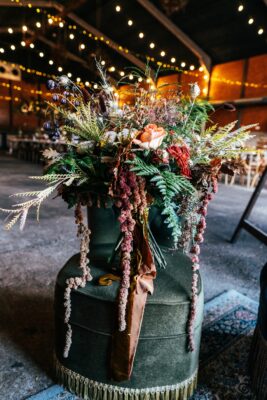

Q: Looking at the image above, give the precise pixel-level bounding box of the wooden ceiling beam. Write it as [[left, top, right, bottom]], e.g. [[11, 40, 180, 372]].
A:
[[0, 0, 147, 71], [137, 0, 212, 72]]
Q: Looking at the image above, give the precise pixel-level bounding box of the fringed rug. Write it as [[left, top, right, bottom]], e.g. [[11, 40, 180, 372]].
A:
[[27, 290, 258, 400]]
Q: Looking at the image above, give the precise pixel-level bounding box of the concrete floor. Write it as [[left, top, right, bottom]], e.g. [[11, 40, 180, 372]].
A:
[[0, 155, 266, 399]]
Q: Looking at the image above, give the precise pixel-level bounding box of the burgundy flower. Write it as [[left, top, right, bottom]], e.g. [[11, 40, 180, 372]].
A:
[[167, 144, 191, 178]]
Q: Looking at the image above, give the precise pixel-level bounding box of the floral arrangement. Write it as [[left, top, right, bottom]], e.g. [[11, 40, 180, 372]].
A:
[[0, 62, 255, 373]]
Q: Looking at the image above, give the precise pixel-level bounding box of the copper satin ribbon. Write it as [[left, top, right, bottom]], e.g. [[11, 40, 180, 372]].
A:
[[110, 222, 157, 381]]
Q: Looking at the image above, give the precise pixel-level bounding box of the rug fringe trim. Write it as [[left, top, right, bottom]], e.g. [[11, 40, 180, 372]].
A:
[[55, 357, 198, 400], [249, 324, 267, 399]]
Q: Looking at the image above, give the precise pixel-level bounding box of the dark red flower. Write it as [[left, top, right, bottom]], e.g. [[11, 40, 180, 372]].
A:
[[167, 144, 191, 178]]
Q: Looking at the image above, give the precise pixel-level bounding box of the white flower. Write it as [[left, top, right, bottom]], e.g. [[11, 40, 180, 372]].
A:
[[103, 131, 117, 144], [117, 128, 137, 142], [190, 83, 200, 99]]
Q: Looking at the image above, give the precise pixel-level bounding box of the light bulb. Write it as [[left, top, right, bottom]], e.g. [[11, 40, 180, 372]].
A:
[[171, 57, 176, 63], [48, 18, 53, 24], [36, 22, 41, 28], [199, 66, 204, 72], [67, 72, 72, 78], [120, 71, 125, 76], [49, 60, 54, 65], [139, 32, 144, 39], [160, 51, 166, 57], [150, 42, 155, 49], [69, 33, 75, 40], [101, 60, 105, 65], [115, 5, 121, 12], [10, 45, 16, 51], [0, 48, 4, 53], [22, 25, 28, 32], [39, 52, 44, 57], [29, 43, 35, 48], [76, 77, 81, 83], [85, 81, 90, 87], [258, 28, 264, 35], [129, 74, 134, 80], [181, 62, 186, 67], [109, 66, 115, 72], [58, 66, 63, 72], [238, 4, 244, 12], [138, 77, 143, 82], [21, 41, 26, 47], [128, 19, 133, 26], [190, 65, 195, 70], [80, 43, 85, 50], [8, 28, 13, 34], [93, 83, 98, 89], [59, 22, 64, 28], [248, 18, 254, 25]]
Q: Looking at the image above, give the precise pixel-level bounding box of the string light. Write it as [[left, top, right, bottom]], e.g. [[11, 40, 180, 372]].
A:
[[0, 48, 4, 54], [139, 32, 144, 38], [79, 43, 85, 50], [190, 65, 195, 70], [238, 4, 244, 12], [59, 21, 64, 28], [171, 57, 176, 63], [76, 77, 81, 82], [129, 74, 134, 80], [150, 42, 155, 49], [69, 33, 75, 40], [93, 83, 98, 89], [109, 66, 115, 72], [199, 66, 204, 72], [8, 27, 13, 34], [85, 81, 90, 87], [101, 60, 106, 66], [49, 60, 54, 65], [58, 66, 63, 72], [22, 25, 28, 32], [48, 18, 53, 24], [248, 18, 254, 25], [36, 21, 41, 28], [181, 62, 186, 67], [29, 43, 35, 48], [120, 71, 125, 76], [138, 77, 143, 82], [258, 28, 264, 35], [115, 5, 121, 12], [160, 51, 166, 57], [67, 72, 72, 78], [39, 51, 44, 57], [21, 41, 26, 47], [10, 45, 16, 51], [128, 20, 133, 26]]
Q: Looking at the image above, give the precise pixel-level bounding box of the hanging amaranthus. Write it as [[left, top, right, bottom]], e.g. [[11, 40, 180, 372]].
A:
[[63, 203, 92, 357]]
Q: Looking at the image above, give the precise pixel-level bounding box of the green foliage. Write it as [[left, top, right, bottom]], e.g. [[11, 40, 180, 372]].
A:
[[128, 156, 196, 246]]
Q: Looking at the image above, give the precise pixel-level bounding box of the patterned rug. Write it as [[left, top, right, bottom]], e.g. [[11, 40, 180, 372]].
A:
[[27, 290, 258, 400]]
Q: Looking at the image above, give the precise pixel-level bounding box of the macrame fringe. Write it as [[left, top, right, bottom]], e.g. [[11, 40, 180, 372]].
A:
[[55, 357, 198, 400], [249, 324, 267, 399]]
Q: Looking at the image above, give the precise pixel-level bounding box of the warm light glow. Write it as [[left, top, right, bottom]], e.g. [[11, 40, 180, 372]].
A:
[[115, 5, 121, 12], [76, 77, 81, 83], [248, 18, 254, 25], [238, 4, 244, 12], [93, 83, 98, 89], [80, 43, 86, 50], [199, 66, 204, 72], [29, 43, 35, 48], [129, 74, 134, 80], [190, 65, 195, 70], [69, 33, 75, 40], [258, 28, 264, 35], [48, 18, 53, 24], [39, 52, 44, 57], [150, 42, 155, 49], [22, 25, 28, 32], [58, 66, 63, 72], [0, 48, 4, 54], [59, 21, 64, 28], [101, 60, 106, 66], [8, 28, 13, 34], [139, 32, 144, 38], [202, 87, 208, 95], [128, 19, 133, 26], [21, 41, 26, 47], [181, 62, 186, 67], [67, 72, 72, 78], [204, 74, 209, 80], [120, 71, 125, 76], [49, 60, 54, 65], [109, 66, 115, 72], [36, 21, 41, 28], [146, 78, 151, 83], [171, 57, 176, 63], [138, 77, 143, 82], [160, 51, 166, 57], [85, 81, 90, 87], [10, 45, 16, 51]]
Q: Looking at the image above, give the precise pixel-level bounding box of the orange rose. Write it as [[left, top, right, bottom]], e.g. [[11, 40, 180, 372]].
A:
[[133, 124, 166, 150]]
